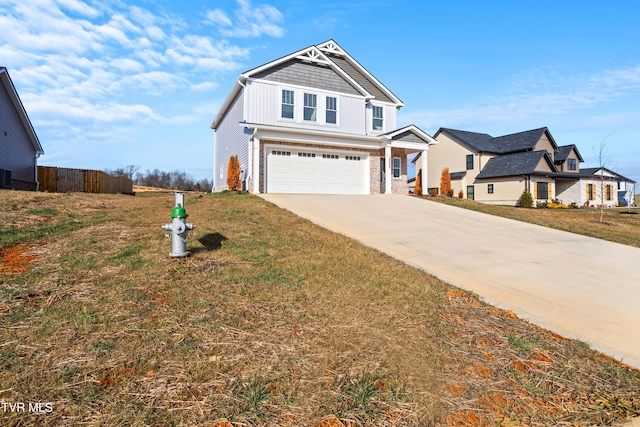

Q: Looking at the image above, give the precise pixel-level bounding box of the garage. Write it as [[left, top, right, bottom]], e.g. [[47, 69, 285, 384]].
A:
[[265, 145, 368, 194]]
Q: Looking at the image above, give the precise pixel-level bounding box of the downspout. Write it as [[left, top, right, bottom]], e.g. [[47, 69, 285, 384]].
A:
[[34, 153, 41, 192]]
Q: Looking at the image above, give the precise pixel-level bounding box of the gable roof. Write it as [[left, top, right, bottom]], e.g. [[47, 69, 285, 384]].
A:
[[579, 167, 636, 183], [434, 127, 557, 155], [384, 125, 438, 145], [0, 67, 43, 154], [555, 144, 584, 163], [476, 150, 557, 179], [211, 40, 403, 129]]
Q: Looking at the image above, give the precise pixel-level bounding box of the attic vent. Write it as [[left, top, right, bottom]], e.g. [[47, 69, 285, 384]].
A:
[[0, 169, 11, 188]]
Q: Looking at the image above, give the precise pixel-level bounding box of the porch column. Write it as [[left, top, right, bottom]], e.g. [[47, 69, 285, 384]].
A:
[[252, 137, 261, 194], [420, 149, 428, 191], [385, 145, 392, 194]]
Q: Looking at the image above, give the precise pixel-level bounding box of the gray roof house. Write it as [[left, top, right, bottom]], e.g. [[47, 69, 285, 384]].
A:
[[0, 67, 43, 191], [211, 40, 437, 195], [414, 126, 634, 206]]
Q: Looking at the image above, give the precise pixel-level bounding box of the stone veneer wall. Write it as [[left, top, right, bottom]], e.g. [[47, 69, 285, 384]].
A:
[[258, 140, 379, 194]]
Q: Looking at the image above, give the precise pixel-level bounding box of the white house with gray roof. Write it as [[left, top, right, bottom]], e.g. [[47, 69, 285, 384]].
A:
[[414, 126, 635, 206], [0, 67, 43, 191], [211, 40, 437, 194]]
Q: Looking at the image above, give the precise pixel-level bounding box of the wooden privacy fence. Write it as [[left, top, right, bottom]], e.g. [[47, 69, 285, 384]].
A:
[[38, 166, 133, 194]]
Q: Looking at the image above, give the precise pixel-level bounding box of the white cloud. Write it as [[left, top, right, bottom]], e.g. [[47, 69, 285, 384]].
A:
[[205, 0, 284, 38]]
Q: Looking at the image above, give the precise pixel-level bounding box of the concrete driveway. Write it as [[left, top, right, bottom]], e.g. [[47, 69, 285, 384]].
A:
[[261, 194, 640, 369]]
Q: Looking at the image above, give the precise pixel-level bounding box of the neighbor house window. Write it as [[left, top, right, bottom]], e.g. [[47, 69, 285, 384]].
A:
[[372, 106, 383, 131], [326, 97, 337, 124], [537, 182, 548, 200], [282, 90, 294, 119], [568, 158, 576, 170], [467, 185, 475, 200], [304, 93, 317, 121], [466, 154, 474, 170], [393, 157, 401, 178], [588, 184, 595, 200], [606, 185, 612, 201], [488, 184, 494, 194]]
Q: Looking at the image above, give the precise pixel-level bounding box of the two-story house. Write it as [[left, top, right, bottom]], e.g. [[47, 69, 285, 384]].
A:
[[413, 126, 634, 207], [0, 67, 44, 191], [211, 40, 437, 194]]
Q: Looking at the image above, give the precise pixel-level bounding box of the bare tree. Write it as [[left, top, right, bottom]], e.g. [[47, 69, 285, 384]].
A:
[[594, 137, 612, 223]]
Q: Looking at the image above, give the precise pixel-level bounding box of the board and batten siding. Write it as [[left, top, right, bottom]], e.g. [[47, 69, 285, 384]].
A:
[[245, 80, 366, 135], [214, 90, 250, 190], [0, 80, 36, 183]]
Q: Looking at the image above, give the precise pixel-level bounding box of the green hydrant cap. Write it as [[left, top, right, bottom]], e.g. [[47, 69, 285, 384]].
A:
[[170, 204, 188, 218]]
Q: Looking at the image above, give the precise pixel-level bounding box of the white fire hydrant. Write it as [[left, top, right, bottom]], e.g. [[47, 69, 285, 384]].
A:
[[162, 193, 194, 258]]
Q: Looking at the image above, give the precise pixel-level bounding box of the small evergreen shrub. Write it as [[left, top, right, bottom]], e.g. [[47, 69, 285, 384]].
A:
[[518, 190, 533, 208], [458, 189, 464, 198], [430, 188, 438, 197], [447, 188, 454, 197]]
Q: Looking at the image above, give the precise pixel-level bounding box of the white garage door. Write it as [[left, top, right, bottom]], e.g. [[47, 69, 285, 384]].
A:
[[266, 146, 368, 194]]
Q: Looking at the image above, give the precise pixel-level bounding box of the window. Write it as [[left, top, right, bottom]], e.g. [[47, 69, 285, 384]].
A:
[[466, 154, 474, 170], [326, 97, 337, 124], [568, 158, 576, 170], [488, 184, 494, 194], [322, 154, 339, 159], [298, 152, 315, 158], [345, 156, 361, 161], [272, 150, 291, 156], [467, 185, 475, 200], [281, 90, 294, 119], [537, 182, 548, 200], [304, 93, 317, 121], [588, 183, 595, 200], [393, 157, 401, 178], [606, 185, 612, 201], [372, 106, 383, 131]]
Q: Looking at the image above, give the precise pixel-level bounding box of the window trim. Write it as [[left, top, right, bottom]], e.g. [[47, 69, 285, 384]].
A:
[[372, 105, 384, 131], [392, 157, 401, 178], [466, 154, 474, 170], [326, 96, 337, 124], [281, 89, 294, 119], [303, 93, 317, 122]]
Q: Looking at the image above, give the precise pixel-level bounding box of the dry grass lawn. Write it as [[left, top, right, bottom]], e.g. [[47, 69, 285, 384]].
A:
[[420, 196, 640, 248], [1, 190, 639, 426]]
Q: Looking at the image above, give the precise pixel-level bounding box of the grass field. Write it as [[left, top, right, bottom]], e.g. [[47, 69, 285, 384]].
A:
[[1, 191, 639, 426], [419, 196, 640, 248]]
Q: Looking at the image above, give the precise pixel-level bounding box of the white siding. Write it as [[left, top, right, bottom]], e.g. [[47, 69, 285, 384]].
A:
[[214, 90, 250, 190], [0, 80, 36, 182], [245, 80, 366, 135]]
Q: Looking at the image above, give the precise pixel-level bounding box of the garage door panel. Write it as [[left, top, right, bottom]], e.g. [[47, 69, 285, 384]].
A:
[[267, 146, 367, 194]]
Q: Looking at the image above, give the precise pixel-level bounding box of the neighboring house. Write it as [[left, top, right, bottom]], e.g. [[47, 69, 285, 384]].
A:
[[211, 40, 437, 194], [414, 126, 635, 207], [579, 167, 636, 208], [0, 67, 43, 191]]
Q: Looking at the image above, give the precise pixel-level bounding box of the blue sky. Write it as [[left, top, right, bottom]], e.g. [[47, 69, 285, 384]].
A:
[[2, 0, 639, 184]]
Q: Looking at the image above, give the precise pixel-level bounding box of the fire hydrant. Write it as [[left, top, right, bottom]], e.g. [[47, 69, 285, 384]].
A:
[[162, 193, 195, 258]]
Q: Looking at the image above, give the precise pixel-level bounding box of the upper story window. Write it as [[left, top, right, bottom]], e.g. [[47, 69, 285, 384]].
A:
[[304, 93, 317, 121], [326, 97, 337, 124], [282, 90, 294, 119], [568, 158, 576, 170], [466, 154, 474, 170], [372, 106, 383, 131]]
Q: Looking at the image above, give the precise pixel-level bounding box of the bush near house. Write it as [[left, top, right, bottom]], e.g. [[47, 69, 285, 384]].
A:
[[440, 168, 452, 197], [226, 155, 241, 191], [414, 170, 423, 196], [458, 189, 464, 199], [518, 190, 534, 208]]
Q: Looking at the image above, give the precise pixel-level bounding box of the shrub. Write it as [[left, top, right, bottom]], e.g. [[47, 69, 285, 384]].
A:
[[547, 202, 568, 209], [569, 202, 579, 209], [536, 200, 548, 208], [430, 188, 438, 197], [518, 190, 533, 208], [226, 155, 241, 191], [414, 170, 423, 196], [458, 189, 464, 198], [440, 168, 452, 197]]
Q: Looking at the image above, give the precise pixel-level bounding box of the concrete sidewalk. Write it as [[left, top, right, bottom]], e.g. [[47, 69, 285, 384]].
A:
[[261, 194, 640, 370]]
